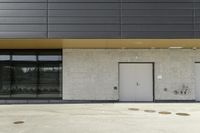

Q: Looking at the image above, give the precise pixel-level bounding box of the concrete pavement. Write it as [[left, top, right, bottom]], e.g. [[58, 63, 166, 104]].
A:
[[0, 103, 199, 133]]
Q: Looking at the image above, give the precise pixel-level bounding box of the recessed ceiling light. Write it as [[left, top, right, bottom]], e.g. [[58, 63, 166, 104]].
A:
[[169, 46, 183, 49]]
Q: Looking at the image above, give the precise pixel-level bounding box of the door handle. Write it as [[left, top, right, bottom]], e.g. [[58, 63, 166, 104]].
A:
[[136, 82, 140, 86]]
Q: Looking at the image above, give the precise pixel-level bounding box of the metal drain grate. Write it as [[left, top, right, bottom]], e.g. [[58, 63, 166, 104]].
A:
[[144, 110, 156, 113], [176, 113, 190, 116], [128, 108, 139, 111], [13, 121, 24, 124], [159, 111, 172, 115]]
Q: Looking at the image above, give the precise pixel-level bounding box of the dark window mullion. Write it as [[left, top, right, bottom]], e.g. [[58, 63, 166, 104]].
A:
[[10, 53, 13, 97], [57, 63, 59, 86], [36, 53, 40, 98]]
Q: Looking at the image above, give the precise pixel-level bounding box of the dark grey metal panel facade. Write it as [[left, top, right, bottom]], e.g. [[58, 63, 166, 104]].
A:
[[0, 0, 199, 39], [47, 0, 198, 39], [48, 32, 120, 38], [48, 0, 120, 2], [48, 0, 121, 38], [195, 2, 200, 38], [0, 0, 46, 2], [0, 0, 47, 2], [121, 0, 195, 38], [0, 0, 47, 38]]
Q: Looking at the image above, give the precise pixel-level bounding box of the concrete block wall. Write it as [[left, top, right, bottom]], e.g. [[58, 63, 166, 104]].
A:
[[63, 49, 200, 101]]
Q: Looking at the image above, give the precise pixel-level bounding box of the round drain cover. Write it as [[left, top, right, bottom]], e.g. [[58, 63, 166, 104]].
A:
[[144, 110, 156, 113], [13, 121, 24, 124], [128, 108, 139, 111], [176, 113, 190, 116], [159, 111, 172, 115]]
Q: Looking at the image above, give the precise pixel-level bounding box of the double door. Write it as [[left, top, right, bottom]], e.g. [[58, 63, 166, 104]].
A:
[[119, 63, 153, 102]]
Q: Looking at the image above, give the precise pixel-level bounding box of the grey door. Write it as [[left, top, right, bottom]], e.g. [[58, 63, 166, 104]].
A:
[[119, 63, 153, 102]]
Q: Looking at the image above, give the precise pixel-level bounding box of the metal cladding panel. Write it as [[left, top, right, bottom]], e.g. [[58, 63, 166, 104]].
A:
[[48, 3, 120, 9], [121, 0, 196, 39], [48, 32, 120, 39], [123, 0, 194, 2], [0, 10, 46, 17], [49, 25, 120, 32], [48, 10, 120, 17], [122, 16, 194, 25], [48, 17, 120, 24], [0, 0, 199, 39], [122, 3, 194, 9], [0, 18, 46, 24], [48, 0, 120, 2], [195, 3, 200, 38], [48, 0, 198, 39], [122, 25, 194, 32], [0, 3, 46, 10], [121, 31, 194, 39], [122, 9, 193, 16], [0, 1, 47, 38], [0, 25, 46, 32], [0, 32, 46, 38], [0, 0, 47, 2], [48, 2, 121, 38]]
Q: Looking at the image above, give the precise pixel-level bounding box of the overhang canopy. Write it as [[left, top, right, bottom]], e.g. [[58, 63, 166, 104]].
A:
[[0, 39, 200, 49]]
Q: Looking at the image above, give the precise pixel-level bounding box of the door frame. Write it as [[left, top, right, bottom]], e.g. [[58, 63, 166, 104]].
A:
[[118, 62, 155, 102], [195, 62, 200, 101]]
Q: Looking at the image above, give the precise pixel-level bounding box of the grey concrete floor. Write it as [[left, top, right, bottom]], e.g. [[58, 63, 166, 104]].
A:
[[0, 103, 199, 133]]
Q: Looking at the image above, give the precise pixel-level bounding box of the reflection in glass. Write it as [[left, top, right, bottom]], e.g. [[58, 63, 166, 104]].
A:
[[0, 55, 10, 61], [11, 63, 37, 98], [38, 63, 62, 98], [12, 55, 36, 61], [0, 50, 62, 99], [38, 55, 62, 61], [0, 63, 10, 97]]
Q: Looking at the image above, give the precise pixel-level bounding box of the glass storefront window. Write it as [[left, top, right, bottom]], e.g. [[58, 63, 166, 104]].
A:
[[11, 63, 37, 98], [0, 55, 10, 61], [0, 50, 62, 99], [38, 55, 62, 61], [38, 63, 62, 98], [12, 55, 36, 61], [0, 63, 11, 98]]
